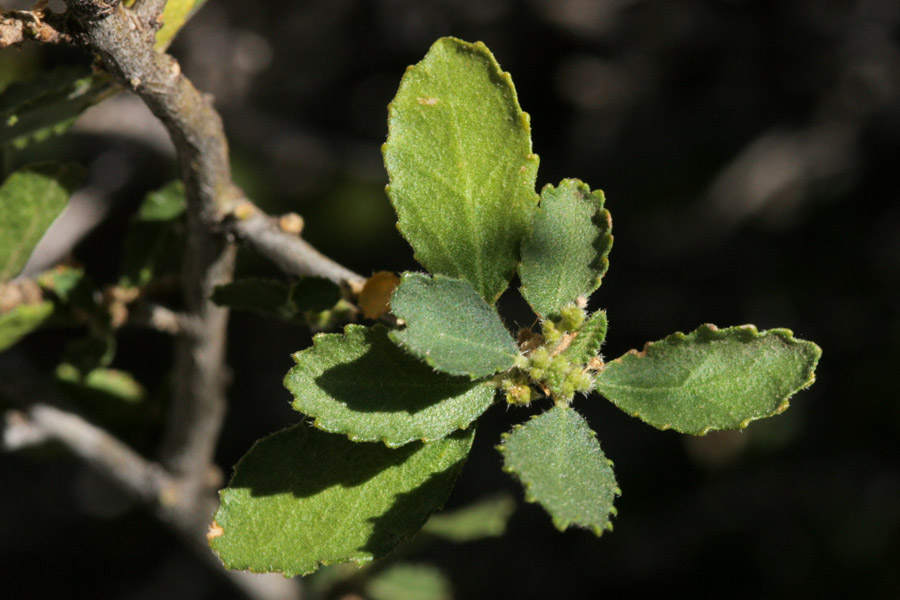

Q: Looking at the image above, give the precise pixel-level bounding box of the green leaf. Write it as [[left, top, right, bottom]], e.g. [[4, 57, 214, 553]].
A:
[[55, 364, 146, 429], [0, 301, 52, 351], [594, 324, 822, 435], [120, 181, 186, 288], [389, 273, 518, 379], [285, 324, 494, 447], [156, 0, 209, 50], [0, 163, 83, 282], [519, 179, 613, 317], [0, 66, 112, 149], [498, 405, 619, 535], [290, 276, 342, 312], [421, 493, 516, 542], [562, 310, 608, 364], [366, 563, 453, 600], [56, 364, 145, 405], [211, 278, 294, 320], [383, 37, 540, 302], [210, 425, 474, 576]]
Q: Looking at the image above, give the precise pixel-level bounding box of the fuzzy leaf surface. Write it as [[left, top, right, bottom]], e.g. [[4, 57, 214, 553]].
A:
[[0, 67, 111, 149], [384, 37, 539, 302], [210, 425, 473, 576], [389, 273, 517, 378], [0, 163, 82, 282], [562, 310, 608, 364], [499, 405, 618, 535], [595, 324, 822, 434], [0, 302, 53, 351], [519, 179, 612, 317], [285, 324, 494, 446]]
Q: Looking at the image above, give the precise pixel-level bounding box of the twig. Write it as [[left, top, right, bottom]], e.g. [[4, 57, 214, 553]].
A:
[[3, 404, 176, 503], [0, 9, 73, 47], [0, 352, 176, 509], [4, 4, 358, 597], [59, 0, 237, 515], [0, 351, 301, 600], [231, 211, 365, 286], [128, 300, 198, 335]]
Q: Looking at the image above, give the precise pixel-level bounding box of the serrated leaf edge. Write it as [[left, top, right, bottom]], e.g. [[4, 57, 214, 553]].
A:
[[520, 178, 613, 316], [382, 37, 540, 303], [287, 324, 494, 447], [212, 424, 474, 577], [600, 323, 822, 435], [496, 409, 622, 536], [387, 273, 519, 380]]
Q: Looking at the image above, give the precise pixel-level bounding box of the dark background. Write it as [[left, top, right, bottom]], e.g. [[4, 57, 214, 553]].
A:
[[2, 0, 899, 598]]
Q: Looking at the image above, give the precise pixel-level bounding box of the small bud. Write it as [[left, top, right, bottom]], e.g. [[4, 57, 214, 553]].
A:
[[530, 347, 551, 369], [505, 384, 533, 406], [558, 303, 586, 332], [567, 369, 594, 393], [278, 212, 305, 235], [542, 320, 562, 345]]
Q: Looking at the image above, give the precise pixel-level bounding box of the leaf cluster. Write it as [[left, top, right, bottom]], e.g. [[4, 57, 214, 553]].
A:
[[208, 37, 822, 576]]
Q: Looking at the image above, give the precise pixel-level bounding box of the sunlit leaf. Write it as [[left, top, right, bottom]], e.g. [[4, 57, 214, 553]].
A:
[[0, 163, 82, 282], [595, 324, 822, 434], [389, 273, 518, 379], [384, 37, 539, 302], [0, 67, 112, 149], [519, 179, 612, 317], [210, 425, 474, 576], [499, 405, 618, 534], [285, 324, 494, 447]]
